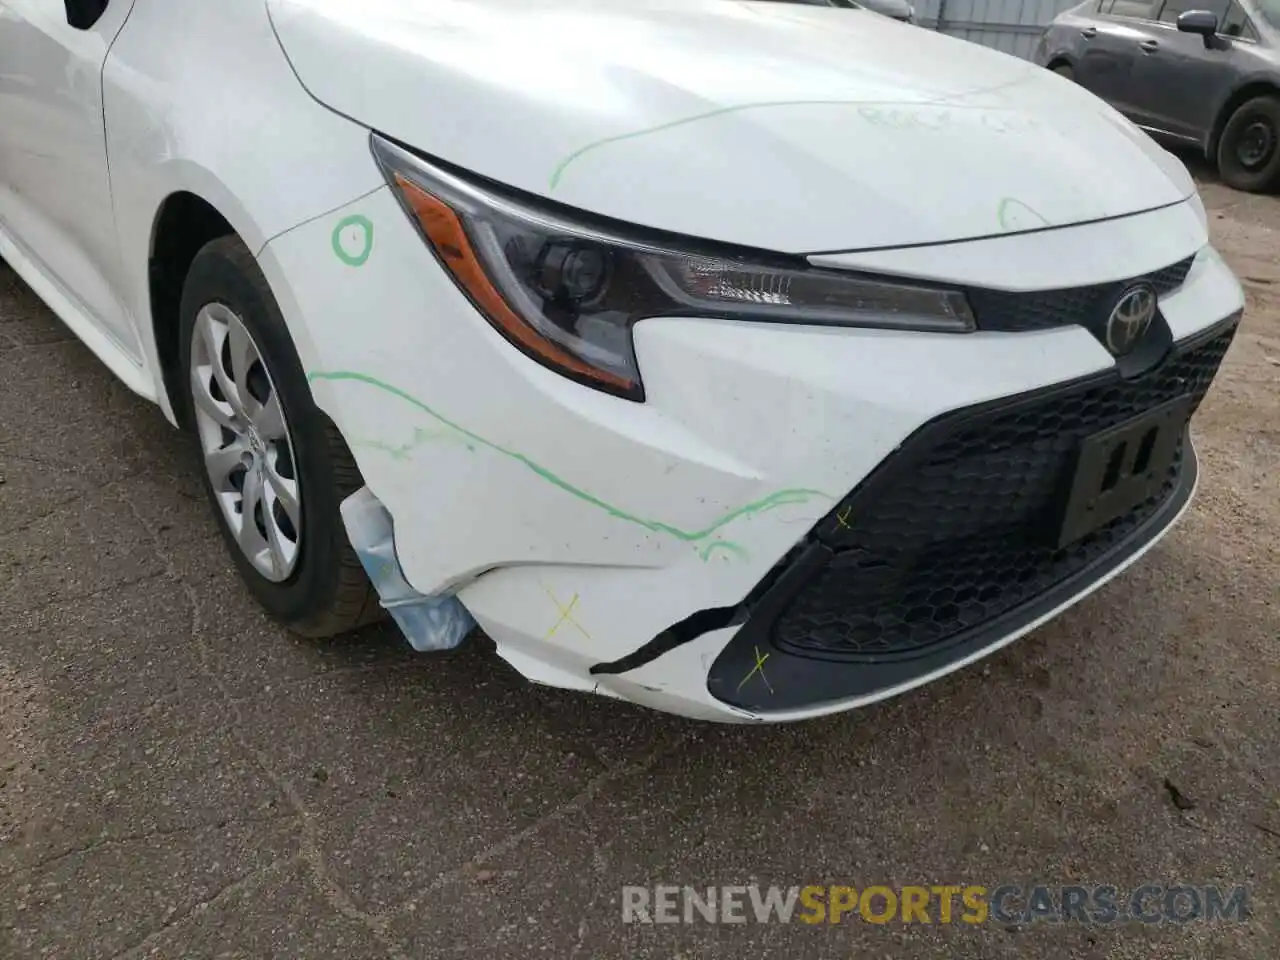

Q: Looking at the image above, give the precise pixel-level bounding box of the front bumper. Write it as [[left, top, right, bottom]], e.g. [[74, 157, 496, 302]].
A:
[[258, 189, 1243, 722], [704, 316, 1235, 713]]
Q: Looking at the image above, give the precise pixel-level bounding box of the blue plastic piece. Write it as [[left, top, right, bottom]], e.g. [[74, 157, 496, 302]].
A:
[[339, 488, 476, 652]]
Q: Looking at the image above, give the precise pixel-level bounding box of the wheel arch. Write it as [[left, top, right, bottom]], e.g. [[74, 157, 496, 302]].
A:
[[147, 190, 239, 428], [133, 158, 350, 436], [139, 171, 331, 437], [138, 162, 272, 429], [1207, 78, 1280, 161]]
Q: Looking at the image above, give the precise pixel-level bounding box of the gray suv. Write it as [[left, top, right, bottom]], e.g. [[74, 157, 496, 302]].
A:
[[1034, 1, 1280, 192]]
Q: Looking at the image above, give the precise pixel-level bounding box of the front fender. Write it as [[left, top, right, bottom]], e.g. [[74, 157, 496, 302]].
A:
[[101, 0, 382, 422]]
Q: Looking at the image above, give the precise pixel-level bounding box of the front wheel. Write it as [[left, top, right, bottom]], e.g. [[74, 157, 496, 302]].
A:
[[1051, 63, 1075, 82], [179, 236, 382, 637], [1217, 95, 1280, 193]]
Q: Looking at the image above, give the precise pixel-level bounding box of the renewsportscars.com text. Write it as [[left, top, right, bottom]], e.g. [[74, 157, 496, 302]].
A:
[[621, 884, 1250, 926]]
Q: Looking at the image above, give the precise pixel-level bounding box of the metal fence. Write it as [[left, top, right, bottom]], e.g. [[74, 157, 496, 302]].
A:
[[914, 0, 1081, 60]]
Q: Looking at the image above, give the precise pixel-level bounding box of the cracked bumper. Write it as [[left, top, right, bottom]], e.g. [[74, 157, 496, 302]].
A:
[[259, 187, 1242, 722]]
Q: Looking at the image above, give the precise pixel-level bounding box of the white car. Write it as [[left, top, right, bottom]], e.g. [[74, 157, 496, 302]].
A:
[[0, 0, 1243, 722]]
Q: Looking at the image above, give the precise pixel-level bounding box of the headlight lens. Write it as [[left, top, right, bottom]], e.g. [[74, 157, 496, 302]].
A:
[[372, 134, 975, 402]]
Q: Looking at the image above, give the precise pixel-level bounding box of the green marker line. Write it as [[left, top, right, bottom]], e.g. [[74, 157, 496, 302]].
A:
[[997, 197, 1050, 232], [332, 214, 374, 267], [548, 73, 1044, 192], [349, 427, 471, 462], [550, 99, 869, 191], [349, 438, 415, 462], [700, 541, 750, 562], [309, 370, 833, 544]]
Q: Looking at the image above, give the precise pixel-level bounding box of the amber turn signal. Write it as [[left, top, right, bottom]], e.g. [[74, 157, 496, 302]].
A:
[[391, 174, 635, 392]]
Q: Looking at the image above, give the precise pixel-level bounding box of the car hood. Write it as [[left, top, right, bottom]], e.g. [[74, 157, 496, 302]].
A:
[[268, 0, 1196, 253]]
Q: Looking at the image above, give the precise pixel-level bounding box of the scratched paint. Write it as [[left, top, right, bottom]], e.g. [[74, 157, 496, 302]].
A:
[[855, 105, 1046, 136], [549, 99, 926, 191], [980, 112, 1043, 136], [858, 105, 953, 132], [547, 74, 1046, 191], [309, 370, 833, 559], [332, 214, 374, 266], [349, 426, 474, 462]]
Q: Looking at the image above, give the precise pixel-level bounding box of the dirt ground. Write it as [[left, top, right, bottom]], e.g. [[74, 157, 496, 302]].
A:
[[0, 163, 1276, 959]]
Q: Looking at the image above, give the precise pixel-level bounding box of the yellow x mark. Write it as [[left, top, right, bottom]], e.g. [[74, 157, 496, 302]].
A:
[[541, 585, 592, 642], [737, 645, 774, 694]]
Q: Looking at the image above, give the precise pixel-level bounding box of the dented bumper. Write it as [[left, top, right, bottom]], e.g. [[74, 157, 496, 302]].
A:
[[260, 186, 1242, 722]]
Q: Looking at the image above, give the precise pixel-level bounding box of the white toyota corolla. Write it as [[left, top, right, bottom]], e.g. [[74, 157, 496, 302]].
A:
[[0, 0, 1244, 722]]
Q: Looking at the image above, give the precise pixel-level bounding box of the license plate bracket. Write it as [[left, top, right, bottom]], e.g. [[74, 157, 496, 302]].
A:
[[1055, 396, 1192, 548]]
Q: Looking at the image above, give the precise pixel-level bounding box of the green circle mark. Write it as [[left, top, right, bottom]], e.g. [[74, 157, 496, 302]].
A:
[[332, 215, 374, 267]]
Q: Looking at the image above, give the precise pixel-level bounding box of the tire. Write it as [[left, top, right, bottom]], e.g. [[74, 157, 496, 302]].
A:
[[178, 236, 382, 637], [1216, 95, 1280, 193], [1051, 63, 1075, 82]]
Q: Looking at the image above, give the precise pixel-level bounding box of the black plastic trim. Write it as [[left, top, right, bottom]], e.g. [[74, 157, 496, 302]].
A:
[[589, 605, 741, 676], [802, 197, 1189, 257], [707, 442, 1198, 713], [65, 0, 109, 30]]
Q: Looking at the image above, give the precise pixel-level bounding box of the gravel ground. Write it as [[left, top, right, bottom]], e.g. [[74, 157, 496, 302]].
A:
[[0, 165, 1276, 959]]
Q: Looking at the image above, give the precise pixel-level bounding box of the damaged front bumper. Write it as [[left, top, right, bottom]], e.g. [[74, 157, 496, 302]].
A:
[[260, 184, 1242, 723], [340, 314, 1234, 723]]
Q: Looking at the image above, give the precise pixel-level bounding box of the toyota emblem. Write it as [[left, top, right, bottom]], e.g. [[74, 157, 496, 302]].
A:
[[1105, 283, 1157, 356]]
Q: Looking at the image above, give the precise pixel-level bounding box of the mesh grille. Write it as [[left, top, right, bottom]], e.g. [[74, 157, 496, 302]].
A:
[[967, 256, 1195, 334], [773, 321, 1236, 662]]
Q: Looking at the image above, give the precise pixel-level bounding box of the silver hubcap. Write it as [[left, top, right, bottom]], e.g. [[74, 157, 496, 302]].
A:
[[190, 303, 302, 582]]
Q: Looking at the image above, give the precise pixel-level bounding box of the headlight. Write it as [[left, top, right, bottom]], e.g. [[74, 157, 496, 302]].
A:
[[372, 134, 975, 402]]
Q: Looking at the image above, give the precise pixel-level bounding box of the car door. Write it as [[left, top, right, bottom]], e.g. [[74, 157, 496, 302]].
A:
[[1075, 1, 1163, 115], [1127, 0, 1254, 141], [0, 0, 140, 360]]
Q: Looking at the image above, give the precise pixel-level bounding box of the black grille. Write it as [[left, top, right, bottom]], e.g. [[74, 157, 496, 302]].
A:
[[967, 256, 1195, 333], [772, 321, 1237, 662]]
